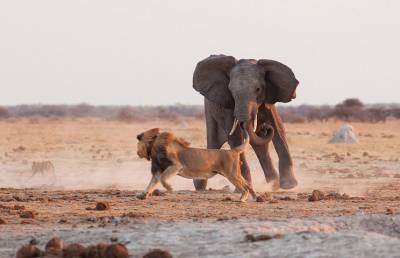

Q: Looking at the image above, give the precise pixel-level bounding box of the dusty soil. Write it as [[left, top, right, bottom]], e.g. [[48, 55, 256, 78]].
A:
[[0, 118, 399, 257]]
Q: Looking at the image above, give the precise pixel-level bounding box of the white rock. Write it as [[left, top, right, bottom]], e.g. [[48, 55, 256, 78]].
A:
[[329, 124, 358, 144]]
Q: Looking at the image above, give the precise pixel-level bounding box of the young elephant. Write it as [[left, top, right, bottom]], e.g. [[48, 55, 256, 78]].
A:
[[136, 125, 273, 202]]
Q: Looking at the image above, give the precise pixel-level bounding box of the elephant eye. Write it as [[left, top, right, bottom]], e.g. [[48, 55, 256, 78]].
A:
[[256, 87, 261, 92]]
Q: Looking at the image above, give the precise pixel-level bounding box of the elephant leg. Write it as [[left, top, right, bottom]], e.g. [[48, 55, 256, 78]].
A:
[[193, 99, 227, 191], [251, 143, 279, 183], [264, 104, 297, 189]]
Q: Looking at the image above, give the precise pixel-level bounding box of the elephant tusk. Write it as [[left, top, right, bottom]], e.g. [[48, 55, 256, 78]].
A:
[[229, 119, 239, 136], [253, 113, 258, 132]]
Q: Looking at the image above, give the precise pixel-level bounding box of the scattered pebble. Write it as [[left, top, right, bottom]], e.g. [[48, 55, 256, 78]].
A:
[[95, 202, 110, 211], [105, 243, 129, 258], [256, 192, 272, 202], [46, 237, 65, 251], [62, 243, 86, 258], [245, 233, 284, 242], [16, 244, 44, 258], [386, 208, 394, 215], [20, 211, 35, 219], [308, 190, 325, 202], [86, 243, 109, 258], [151, 189, 166, 197], [143, 249, 173, 258], [222, 196, 232, 202]]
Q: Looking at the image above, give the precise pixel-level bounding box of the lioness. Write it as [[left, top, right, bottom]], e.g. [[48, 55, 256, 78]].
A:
[[136, 125, 271, 202]]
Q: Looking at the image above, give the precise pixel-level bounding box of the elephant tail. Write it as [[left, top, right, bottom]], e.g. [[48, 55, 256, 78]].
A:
[[232, 126, 249, 153]]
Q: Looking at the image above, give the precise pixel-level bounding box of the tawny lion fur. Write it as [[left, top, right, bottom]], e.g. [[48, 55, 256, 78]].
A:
[[136, 128, 258, 202]]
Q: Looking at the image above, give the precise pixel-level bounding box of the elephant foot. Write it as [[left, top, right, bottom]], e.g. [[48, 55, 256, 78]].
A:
[[271, 179, 280, 191], [264, 171, 279, 183], [193, 179, 207, 191], [279, 173, 298, 189]]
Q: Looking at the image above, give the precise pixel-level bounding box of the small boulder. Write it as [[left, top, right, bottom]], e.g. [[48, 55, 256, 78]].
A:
[[256, 192, 272, 203], [62, 243, 86, 258], [16, 244, 44, 258], [45, 237, 65, 256], [96, 201, 110, 211], [151, 189, 166, 197], [308, 190, 325, 202], [85, 243, 109, 258], [143, 249, 173, 258], [20, 211, 35, 219], [105, 243, 129, 258], [245, 233, 284, 242], [329, 124, 358, 144]]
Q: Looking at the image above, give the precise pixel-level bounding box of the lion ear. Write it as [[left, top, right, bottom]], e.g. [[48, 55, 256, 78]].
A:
[[136, 133, 144, 141], [142, 128, 160, 142]]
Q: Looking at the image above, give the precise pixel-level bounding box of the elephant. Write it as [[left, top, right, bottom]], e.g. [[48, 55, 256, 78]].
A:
[[192, 54, 299, 190]]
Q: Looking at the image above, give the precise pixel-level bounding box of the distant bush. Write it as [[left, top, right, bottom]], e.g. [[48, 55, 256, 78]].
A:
[[118, 107, 145, 122], [2, 99, 399, 123], [0, 106, 9, 119]]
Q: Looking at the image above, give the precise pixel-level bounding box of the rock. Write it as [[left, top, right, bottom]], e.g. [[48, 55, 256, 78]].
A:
[[46, 237, 65, 251], [85, 243, 109, 258], [151, 189, 166, 197], [58, 218, 67, 224], [46, 247, 63, 257], [143, 249, 173, 258], [105, 243, 129, 258], [386, 208, 394, 215], [256, 192, 272, 202], [14, 205, 25, 210], [0, 217, 6, 224], [16, 244, 44, 258], [222, 196, 232, 202], [20, 211, 35, 219], [325, 192, 350, 200], [245, 233, 284, 242], [29, 238, 39, 245], [217, 216, 230, 221], [329, 124, 358, 144], [95, 202, 110, 211], [308, 190, 325, 202], [62, 243, 86, 258]]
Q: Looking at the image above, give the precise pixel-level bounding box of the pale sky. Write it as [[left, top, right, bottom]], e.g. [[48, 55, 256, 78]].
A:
[[1, 1, 399, 106]]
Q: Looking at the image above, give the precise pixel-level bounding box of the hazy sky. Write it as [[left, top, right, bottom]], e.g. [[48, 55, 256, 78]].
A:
[[1, 1, 399, 106]]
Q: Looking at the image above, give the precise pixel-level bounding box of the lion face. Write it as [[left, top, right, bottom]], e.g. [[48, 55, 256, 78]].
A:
[[136, 128, 160, 161], [137, 140, 150, 160]]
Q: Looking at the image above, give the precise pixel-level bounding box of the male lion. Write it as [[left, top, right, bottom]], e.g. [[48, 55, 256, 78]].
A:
[[136, 125, 271, 202]]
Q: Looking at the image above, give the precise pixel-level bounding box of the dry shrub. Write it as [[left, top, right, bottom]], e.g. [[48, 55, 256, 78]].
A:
[[117, 107, 146, 122], [0, 106, 9, 119], [280, 111, 306, 123]]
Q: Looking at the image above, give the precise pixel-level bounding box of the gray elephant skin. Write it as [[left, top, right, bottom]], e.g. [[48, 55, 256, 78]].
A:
[[192, 54, 299, 190]]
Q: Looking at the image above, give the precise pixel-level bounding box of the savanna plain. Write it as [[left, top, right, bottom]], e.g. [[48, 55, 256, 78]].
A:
[[1, 118, 400, 257]]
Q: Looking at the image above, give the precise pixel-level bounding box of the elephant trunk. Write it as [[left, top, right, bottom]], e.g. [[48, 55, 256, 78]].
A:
[[232, 102, 273, 145], [246, 119, 273, 145]]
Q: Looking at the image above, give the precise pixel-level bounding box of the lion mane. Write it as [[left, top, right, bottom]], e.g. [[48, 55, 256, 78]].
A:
[[137, 129, 190, 174]]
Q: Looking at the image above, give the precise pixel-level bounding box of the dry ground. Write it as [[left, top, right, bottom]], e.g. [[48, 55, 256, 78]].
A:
[[0, 118, 399, 257]]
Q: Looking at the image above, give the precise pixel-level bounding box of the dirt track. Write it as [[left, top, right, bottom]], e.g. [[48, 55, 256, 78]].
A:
[[0, 119, 399, 257]]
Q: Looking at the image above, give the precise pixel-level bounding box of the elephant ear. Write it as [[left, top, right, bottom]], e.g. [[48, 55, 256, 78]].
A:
[[193, 55, 236, 109], [257, 59, 299, 104]]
